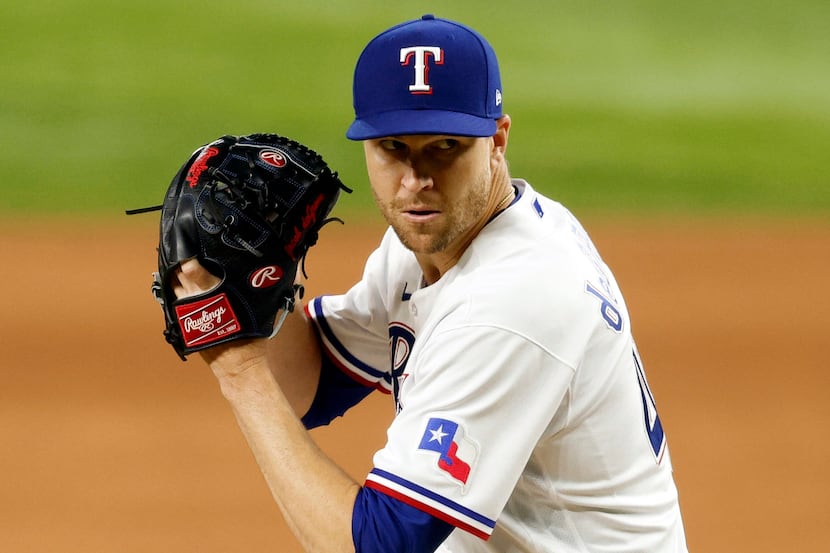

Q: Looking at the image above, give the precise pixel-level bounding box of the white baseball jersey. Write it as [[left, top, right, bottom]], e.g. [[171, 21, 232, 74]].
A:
[[307, 180, 688, 552]]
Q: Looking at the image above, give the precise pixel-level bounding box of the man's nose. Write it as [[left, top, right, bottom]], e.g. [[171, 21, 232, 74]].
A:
[[400, 161, 434, 193]]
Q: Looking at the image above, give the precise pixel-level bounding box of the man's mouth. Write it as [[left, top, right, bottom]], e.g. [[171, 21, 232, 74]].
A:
[[403, 207, 440, 221]]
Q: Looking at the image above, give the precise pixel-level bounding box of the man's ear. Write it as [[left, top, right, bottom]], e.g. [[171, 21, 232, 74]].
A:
[[491, 115, 511, 162], [493, 115, 511, 156]]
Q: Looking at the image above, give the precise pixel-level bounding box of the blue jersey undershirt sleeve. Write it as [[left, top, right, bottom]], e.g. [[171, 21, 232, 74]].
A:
[[301, 354, 375, 429], [353, 486, 454, 553]]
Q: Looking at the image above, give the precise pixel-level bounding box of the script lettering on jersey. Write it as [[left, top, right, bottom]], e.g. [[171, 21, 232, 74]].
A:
[[567, 211, 615, 298], [400, 46, 443, 94], [585, 282, 623, 332]]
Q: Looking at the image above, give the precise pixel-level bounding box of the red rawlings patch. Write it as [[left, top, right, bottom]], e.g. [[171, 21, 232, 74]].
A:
[[185, 146, 220, 188], [175, 293, 240, 348]]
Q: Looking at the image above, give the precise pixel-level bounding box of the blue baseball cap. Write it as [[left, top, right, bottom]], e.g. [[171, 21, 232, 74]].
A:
[[346, 14, 503, 140]]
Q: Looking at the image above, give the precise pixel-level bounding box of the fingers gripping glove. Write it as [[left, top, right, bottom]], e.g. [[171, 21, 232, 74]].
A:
[[153, 133, 350, 360]]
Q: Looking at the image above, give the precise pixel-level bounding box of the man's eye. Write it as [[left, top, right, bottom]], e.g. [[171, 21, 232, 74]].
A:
[[434, 139, 458, 150], [380, 139, 405, 151]]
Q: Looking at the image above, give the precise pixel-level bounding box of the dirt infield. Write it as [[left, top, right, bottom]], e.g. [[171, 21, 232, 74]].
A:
[[1, 215, 827, 552]]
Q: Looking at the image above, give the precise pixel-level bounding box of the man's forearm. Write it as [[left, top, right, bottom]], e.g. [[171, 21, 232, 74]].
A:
[[264, 307, 324, 417], [217, 361, 359, 553]]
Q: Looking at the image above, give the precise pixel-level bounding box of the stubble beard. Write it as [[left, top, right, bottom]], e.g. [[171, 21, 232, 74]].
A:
[[374, 171, 490, 255]]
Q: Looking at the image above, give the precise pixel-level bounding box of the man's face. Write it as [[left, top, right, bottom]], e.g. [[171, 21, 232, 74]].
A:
[[362, 134, 496, 255]]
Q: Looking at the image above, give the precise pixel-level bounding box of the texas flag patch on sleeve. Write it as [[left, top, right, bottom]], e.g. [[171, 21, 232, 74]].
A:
[[364, 415, 493, 539], [418, 417, 478, 488]]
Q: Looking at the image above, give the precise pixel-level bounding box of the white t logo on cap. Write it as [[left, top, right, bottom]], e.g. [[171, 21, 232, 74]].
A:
[[400, 46, 443, 94]]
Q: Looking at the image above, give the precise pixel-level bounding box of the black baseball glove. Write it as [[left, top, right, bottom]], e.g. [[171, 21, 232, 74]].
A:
[[135, 133, 350, 360]]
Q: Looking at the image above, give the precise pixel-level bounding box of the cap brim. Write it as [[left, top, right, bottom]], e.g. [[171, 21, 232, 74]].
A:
[[346, 110, 497, 140]]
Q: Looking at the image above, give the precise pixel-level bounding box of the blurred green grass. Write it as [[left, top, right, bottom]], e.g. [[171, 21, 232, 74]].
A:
[[1, 0, 828, 217]]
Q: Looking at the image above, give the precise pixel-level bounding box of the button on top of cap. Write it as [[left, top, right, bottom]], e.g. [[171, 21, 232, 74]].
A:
[[421, 14, 435, 20]]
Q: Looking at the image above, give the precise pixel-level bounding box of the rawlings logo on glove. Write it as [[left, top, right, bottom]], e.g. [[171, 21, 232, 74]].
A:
[[250, 265, 285, 289], [175, 294, 240, 348]]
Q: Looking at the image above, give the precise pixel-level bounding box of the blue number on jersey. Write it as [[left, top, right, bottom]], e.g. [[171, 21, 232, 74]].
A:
[[586, 282, 666, 462], [633, 347, 666, 462]]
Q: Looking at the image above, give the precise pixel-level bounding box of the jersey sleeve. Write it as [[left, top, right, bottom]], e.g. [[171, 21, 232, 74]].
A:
[[352, 485, 454, 553], [306, 294, 392, 393], [303, 233, 402, 394], [300, 353, 376, 429], [365, 323, 578, 540]]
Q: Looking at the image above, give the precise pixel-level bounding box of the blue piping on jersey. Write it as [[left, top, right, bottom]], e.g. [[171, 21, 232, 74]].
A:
[[369, 467, 496, 530], [308, 296, 390, 383]]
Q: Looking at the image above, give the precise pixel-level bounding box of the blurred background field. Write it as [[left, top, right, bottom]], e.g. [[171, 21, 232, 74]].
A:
[[0, 0, 828, 217], [1, 2, 828, 553]]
